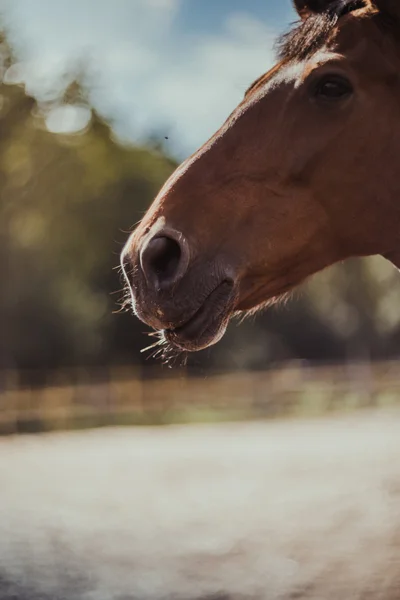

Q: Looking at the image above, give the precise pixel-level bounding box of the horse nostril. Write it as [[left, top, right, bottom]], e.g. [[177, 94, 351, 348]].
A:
[[140, 233, 189, 291], [149, 237, 181, 278]]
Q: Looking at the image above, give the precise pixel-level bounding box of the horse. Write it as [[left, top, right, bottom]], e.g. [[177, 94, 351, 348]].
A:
[[122, 0, 400, 354]]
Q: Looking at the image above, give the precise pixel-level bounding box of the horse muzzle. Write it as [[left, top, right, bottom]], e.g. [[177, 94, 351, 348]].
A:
[[121, 220, 238, 352]]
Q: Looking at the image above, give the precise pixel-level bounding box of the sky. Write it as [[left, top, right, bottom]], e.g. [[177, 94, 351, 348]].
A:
[[0, 0, 297, 157]]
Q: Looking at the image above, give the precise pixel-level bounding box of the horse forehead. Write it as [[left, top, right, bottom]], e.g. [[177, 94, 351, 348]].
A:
[[157, 41, 378, 197], [245, 51, 342, 101], [243, 17, 386, 102], [161, 53, 344, 189]]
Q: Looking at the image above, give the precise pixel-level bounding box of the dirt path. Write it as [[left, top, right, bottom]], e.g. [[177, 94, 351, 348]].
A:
[[1, 410, 400, 599]]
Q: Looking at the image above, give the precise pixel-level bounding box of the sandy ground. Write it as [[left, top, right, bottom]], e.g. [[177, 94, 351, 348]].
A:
[[1, 410, 400, 599]]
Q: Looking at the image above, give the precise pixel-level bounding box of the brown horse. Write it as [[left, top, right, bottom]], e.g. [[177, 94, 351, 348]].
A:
[[122, 0, 400, 354]]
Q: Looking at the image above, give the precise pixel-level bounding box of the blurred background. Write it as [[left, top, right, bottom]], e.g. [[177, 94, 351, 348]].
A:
[[0, 0, 400, 433], [2, 2, 400, 599]]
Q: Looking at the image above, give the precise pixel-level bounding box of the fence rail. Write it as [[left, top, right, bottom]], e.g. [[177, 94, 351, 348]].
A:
[[1, 360, 400, 434]]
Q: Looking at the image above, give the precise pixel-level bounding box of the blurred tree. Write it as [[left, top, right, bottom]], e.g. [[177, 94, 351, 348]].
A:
[[0, 38, 177, 369]]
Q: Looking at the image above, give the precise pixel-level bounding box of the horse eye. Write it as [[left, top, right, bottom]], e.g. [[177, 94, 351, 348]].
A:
[[312, 75, 353, 102]]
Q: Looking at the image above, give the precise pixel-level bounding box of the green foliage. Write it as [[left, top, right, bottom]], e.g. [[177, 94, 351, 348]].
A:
[[0, 55, 176, 368]]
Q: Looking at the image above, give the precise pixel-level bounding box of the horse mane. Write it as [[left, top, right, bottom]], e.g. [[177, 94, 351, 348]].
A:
[[276, 0, 370, 63]]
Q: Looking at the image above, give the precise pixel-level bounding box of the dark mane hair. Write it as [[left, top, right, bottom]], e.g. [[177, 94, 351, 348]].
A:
[[276, 0, 368, 63]]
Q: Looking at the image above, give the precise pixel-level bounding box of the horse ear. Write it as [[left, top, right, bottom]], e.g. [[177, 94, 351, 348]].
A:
[[293, 0, 369, 19], [293, 0, 331, 19]]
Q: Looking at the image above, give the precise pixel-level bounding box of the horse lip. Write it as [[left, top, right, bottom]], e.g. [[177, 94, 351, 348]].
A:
[[164, 280, 236, 351]]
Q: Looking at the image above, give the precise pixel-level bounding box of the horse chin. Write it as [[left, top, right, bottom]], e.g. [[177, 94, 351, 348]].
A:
[[164, 318, 229, 352], [163, 280, 237, 352]]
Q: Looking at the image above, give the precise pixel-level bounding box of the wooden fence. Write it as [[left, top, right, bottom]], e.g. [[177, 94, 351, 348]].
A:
[[1, 360, 400, 434]]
